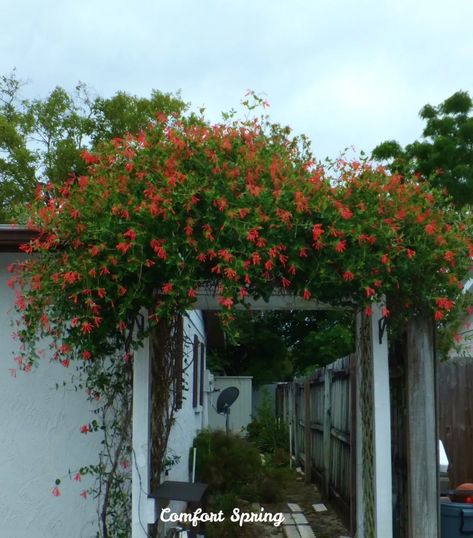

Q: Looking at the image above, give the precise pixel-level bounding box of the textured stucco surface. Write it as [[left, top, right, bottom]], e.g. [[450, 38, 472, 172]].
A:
[[0, 253, 103, 537], [165, 310, 207, 483]]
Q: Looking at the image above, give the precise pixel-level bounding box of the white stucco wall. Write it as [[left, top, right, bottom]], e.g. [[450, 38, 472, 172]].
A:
[[131, 308, 212, 537], [165, 310, 207, 483], [149, 311, 209, 535], [0, 253, 103, 538]]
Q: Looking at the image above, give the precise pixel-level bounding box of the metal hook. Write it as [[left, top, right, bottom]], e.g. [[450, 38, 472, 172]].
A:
[[378, 315, 388, 345]]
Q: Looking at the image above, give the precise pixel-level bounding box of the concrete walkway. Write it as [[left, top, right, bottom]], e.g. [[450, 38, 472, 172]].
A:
[[257, 469, 351, 538], [282, 502, 349, 538]]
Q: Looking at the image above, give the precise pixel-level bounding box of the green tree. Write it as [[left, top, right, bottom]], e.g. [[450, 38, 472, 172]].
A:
[[0, 70, 186, 221], [207, 310, 355, 384], [372, 90, 473, 206]]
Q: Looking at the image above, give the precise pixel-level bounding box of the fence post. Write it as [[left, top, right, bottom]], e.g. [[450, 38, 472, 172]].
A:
[[406, 316, 439, 538], [349, 354, 357, 537], [294, 383, 300, 466], [304, 379, 312, 484], [323, 368, 332, 497]]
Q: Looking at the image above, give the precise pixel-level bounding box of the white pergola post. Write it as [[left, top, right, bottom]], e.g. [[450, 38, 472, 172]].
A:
[[371, 302, 393, 538], [356, 301, 393, 538], [132, 332, 156, 538]]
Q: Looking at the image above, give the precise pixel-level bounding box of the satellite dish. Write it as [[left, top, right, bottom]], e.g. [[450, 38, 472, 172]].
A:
[[216, 387, 239, 414], [216, 386, 240, 434]]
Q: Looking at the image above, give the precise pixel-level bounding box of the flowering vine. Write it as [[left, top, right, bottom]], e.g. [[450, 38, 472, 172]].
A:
[[9, 97, 473, 534]]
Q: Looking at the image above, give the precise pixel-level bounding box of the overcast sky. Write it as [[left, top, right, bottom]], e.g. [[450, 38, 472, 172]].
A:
[[2, 0, 473, 160]]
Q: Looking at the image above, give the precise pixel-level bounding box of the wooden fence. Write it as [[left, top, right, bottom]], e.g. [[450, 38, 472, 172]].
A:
[[276, 355, 355, 532], [438, 356, 473, 489]]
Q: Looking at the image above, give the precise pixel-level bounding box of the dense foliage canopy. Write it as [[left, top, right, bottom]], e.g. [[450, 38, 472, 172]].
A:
[[373, 91, 473, 206], [10, 98, 473, 370], [0, 71, 186, 221]]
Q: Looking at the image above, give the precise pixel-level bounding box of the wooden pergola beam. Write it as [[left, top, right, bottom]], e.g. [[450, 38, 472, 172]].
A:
[[193, 288, 351, 311]]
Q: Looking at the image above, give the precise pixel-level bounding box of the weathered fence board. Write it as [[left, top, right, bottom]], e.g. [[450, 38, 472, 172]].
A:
[[439, 357, 473, 488], [276, 355, 354, 529]]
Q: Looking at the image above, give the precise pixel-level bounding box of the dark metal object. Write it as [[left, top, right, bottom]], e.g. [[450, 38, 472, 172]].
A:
[[150, 481, 208, 538], [378, 315, 388, 344], [150, 481, 208, 503], [216, 386, 239, 434], [216, 386, 239, 414]]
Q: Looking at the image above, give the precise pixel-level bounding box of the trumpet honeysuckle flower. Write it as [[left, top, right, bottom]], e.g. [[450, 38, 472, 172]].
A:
[[10, 102, 473, 429]]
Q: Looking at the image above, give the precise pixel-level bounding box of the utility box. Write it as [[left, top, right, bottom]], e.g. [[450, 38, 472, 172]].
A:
[[207, 376, 252, 434]]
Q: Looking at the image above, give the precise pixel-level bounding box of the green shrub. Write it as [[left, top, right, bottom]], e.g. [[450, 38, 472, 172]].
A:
[[258, 466, 291, 502], [209, 491, 240, 516], [190, 428, 290, 522], [246, 390, 289, 456], [191, 430, 263, 495]]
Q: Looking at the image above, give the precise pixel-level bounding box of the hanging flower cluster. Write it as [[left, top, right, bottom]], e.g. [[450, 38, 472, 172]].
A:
[[9, 107, 473, 367]]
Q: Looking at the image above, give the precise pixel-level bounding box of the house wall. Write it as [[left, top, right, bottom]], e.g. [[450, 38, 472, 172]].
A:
[[165, 310, 208, 483], [0, 253, 103, 538], [152, 311, 209, 535]]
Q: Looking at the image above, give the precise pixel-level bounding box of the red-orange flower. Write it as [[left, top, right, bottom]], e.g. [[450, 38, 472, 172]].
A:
[[312, 224, 324, 241], [444, 251, 456, 264], [162, 282, 173, 294], [123, 228, 137, 241], [436, 297, 455, 311], [150, 239, 167, 259], [218, 297, 234, 309], [365, 287, 375, 298]]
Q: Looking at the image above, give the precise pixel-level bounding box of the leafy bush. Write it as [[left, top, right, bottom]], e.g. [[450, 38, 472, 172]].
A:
[[191, 429, 290, 537], [192, 430, 263, 495], [191, 429, 290, 503], [259, 466, 292, 502], [246, 390, 289, 458]]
